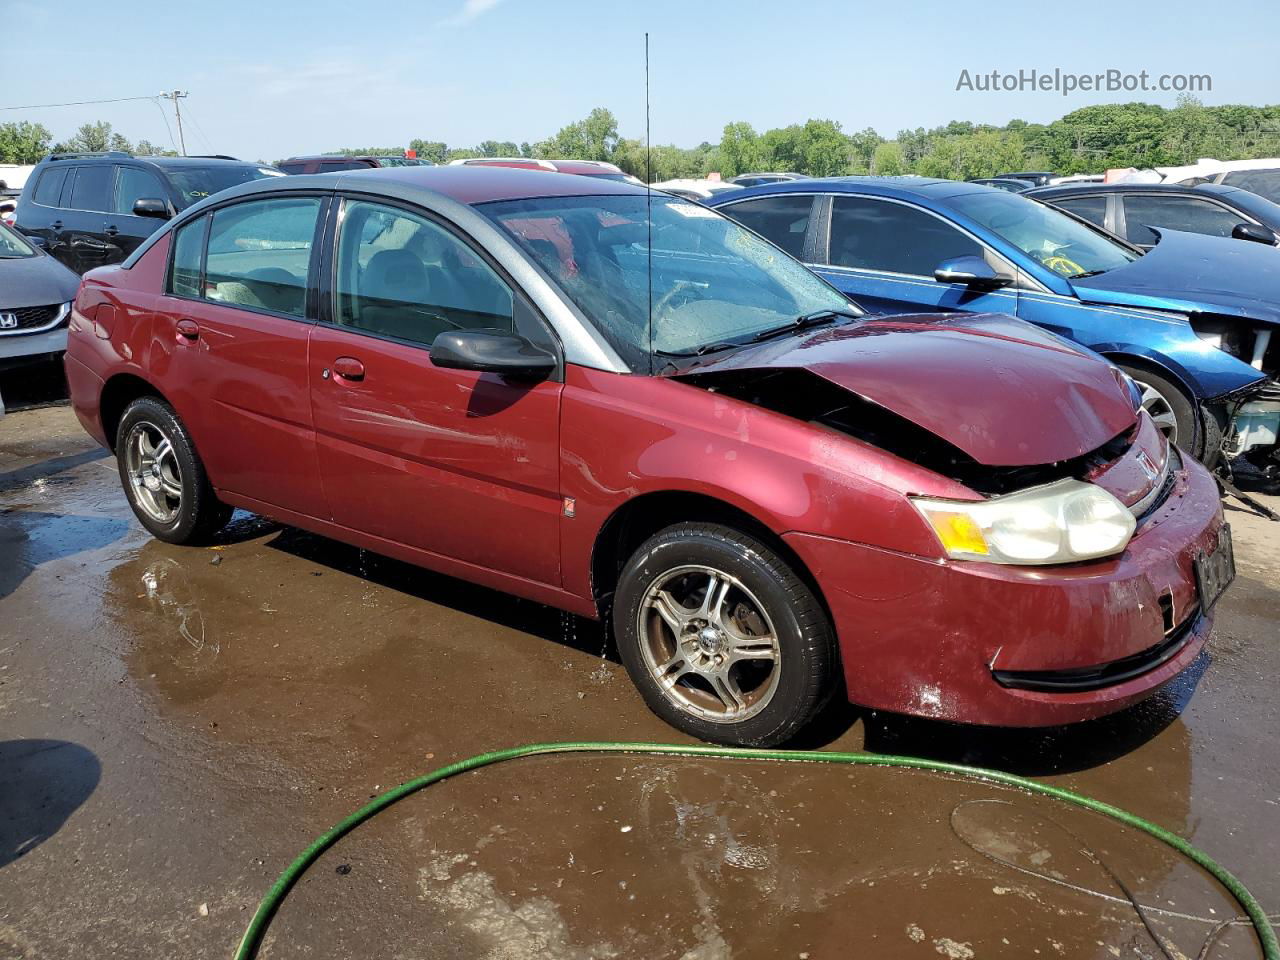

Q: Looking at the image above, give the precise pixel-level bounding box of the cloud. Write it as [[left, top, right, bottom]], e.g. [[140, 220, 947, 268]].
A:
[[441, 0, 508, 26]]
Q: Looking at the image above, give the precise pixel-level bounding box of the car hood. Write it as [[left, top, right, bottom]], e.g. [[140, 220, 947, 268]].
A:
[[1070, 228, 1280, 326], [0, 253, 79, 309], [677, 313, 1136, 467]]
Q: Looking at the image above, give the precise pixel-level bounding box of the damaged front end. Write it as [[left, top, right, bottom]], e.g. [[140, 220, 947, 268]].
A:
[[673, 364, 1175, 561], [1190, 314, 1280, 478]]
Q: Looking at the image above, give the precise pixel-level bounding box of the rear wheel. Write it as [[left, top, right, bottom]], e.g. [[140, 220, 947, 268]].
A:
[[116, 396, 231, 544], [613, 522, 835, 747]]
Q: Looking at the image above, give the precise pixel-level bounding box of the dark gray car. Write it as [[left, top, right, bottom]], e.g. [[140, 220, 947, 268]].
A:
[[0, 222, 80, 370]]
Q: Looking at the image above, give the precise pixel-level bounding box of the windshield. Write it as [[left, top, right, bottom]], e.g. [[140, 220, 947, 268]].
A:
[[481, 194, 856, 369], [1222, 169, 1280, 204], [949, 190, 1138, 278], [0, 222, 37, 258], [167, 165, 285, 209]]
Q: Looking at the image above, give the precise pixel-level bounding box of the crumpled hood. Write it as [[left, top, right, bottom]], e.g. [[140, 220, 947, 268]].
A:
[[0, 253, 80, 310], [682, 313, 1137, 467], [1071, 228, 1280, 326]]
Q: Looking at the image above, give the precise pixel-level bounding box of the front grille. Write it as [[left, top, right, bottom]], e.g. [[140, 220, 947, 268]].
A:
[[0, 303, 62, 332], [992, 606, 1202, 693]]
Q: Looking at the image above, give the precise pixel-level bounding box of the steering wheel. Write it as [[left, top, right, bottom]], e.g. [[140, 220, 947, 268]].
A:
[[652, 279, 702, 321], [1040, 252, 1086, 277]]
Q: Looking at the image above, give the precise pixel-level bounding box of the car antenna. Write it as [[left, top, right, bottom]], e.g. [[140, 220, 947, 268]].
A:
[[645, 31, 654, 375]]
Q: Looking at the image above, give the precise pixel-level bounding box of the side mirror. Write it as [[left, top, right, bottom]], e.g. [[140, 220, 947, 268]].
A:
[[934, 255, 1012, 290], [1231, 222, 1277, 246], [429, 329, 556, 379], [132, 197, 171, 219]]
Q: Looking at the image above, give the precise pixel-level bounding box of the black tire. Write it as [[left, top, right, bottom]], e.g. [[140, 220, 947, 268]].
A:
[[1119, 365, 1202, 458], [115, 396, 231, 544], [613, 522, 835, 747]]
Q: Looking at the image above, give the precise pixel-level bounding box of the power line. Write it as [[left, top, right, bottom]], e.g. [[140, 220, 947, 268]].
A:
[[158, 90, 188, 156], [149, 98, 179, 153], [0, 95, 159, 111]]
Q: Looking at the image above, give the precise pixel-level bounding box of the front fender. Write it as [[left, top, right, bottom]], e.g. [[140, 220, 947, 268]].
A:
[[1017, 295, 1265, 400], [557, 365, 960, 601]]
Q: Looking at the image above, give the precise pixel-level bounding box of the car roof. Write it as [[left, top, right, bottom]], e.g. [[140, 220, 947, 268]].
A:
[[714, 175, 992, 204], [280, 155, 381, 163], [1027, 182, 1247, 199], [186, 164, 645, 209]]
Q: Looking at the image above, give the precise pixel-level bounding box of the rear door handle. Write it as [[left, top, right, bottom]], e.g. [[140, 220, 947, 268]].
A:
[[176, 318, 200, 340], [51, 220, 63, 232], [104, 225, 119, 238], [331, 356, 365, 382]]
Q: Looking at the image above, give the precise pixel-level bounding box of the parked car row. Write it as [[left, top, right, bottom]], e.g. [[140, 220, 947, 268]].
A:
[[63, 165, 1235, 746], [706, 177, 1279, 480]]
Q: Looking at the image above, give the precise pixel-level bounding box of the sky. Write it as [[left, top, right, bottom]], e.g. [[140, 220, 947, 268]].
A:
[[3, 0, 1280, 163]]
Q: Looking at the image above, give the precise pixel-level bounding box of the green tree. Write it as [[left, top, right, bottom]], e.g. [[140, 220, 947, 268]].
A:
[[871, 141, 906, 176], [717, 122, 760, 177], [536, 108, 619, 162], [0, 121, 53, 163], [409, 140, 449, 165], [58, 121, 117, 153]]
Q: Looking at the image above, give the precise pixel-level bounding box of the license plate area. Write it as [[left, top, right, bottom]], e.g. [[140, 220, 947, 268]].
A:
[[1194, 524, 1235, 612]]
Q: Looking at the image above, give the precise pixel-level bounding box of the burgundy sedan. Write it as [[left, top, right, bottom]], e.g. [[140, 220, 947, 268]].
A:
[[64, 167, 1232, 746]]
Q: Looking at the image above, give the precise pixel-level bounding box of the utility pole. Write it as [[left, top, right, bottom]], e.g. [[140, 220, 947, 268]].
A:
[[159, 90, 188, 156]]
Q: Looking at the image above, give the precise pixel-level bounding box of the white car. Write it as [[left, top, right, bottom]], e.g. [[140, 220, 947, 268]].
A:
[[648, 179, 744, 202], [1154, 158, 1280, 204]]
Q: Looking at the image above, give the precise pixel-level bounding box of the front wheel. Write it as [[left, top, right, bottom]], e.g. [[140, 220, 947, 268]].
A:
[[613, 522, 836, 747], [1119, 365, 1205, 459]]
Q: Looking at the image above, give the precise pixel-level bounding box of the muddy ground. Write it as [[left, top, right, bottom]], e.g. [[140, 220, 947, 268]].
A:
[[2, 372, 1278, 960]]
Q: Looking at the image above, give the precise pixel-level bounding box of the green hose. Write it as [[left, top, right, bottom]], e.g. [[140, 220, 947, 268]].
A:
[[233, 742, 1279, 960]]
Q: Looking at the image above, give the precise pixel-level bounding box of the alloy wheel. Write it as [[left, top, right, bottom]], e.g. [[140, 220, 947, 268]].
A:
[[636, 564, 781, 724], [124, 420, 183, 524], [1134, 379, 1179, 444]]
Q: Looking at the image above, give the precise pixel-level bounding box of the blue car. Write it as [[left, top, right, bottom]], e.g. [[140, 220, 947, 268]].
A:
[[708, 177, 1280, 475]]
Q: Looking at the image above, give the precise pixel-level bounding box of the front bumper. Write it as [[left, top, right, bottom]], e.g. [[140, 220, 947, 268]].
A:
[[785, 453, 1224, 727], [0, 326, 67, 363]]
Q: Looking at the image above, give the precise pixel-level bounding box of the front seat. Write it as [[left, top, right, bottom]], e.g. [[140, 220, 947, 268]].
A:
[[358, 249, 453, 342]]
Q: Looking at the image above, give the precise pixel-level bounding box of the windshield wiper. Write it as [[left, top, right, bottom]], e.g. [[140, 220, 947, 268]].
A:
[[747, 308, 859, 344], [652, 341, 741, 359], [1067, 269, 1110, 279]]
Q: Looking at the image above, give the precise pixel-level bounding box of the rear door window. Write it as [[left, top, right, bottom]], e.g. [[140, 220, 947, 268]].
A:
[[33, 167, 69, 207], [115, 167, 168, 215], [828, 196, 982, 274], [1122, 195, 1244, 245], [68, 165, 113, 212], [718, 195, 814, 259], [1052, 195, 1108, 229], [204, 197, 321, 318]]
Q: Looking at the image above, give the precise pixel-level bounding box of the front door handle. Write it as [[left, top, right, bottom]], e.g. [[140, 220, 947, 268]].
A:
[[176, 318, 200, 341], [332, 356, 365, 382], [104, 225, 120, 238], [51, 220, 63, 232]]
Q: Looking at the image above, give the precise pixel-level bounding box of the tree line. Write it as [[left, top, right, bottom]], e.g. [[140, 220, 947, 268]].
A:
[[5, 97, 1280, 181]]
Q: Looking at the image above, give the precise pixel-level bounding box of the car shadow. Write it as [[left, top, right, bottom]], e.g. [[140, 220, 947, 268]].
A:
[[0, 740, 101, 868], [795, 650, 1208, 775], [0, 509, 131, 602], [263, 525, 618, 663], [0, 359, 69, 411], [0, 448, 110, 494]]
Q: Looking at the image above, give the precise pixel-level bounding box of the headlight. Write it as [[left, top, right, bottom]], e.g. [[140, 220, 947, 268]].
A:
[[911, 478, 1136, 565]]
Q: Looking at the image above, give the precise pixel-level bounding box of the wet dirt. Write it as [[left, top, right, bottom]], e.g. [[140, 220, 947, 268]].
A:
[[1, 403, 1278, 959]]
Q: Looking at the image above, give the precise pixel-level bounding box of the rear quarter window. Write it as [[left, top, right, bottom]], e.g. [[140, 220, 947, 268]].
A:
[[32, 167, 69, 207]]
